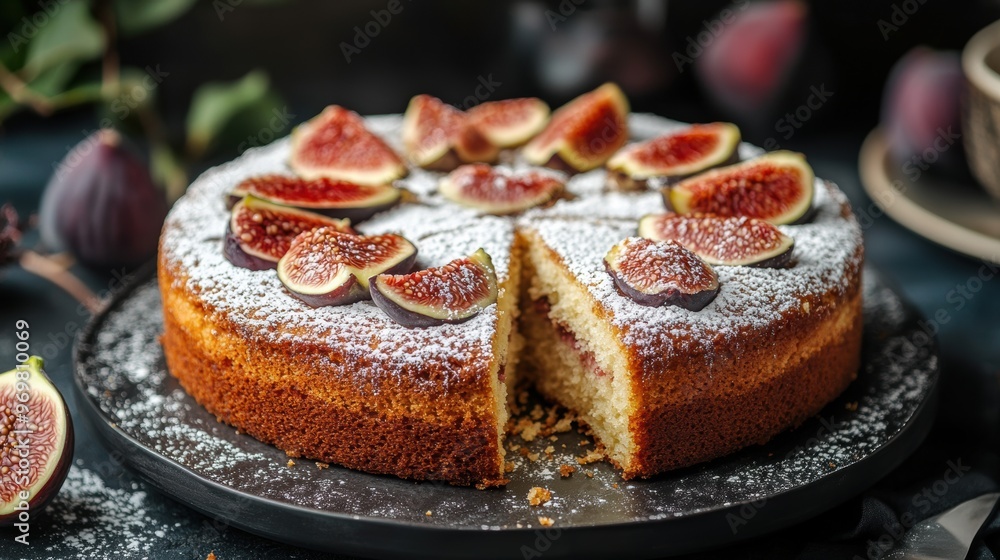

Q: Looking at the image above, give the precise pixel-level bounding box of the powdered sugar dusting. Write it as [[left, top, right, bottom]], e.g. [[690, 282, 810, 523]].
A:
[[160, 132, 517, 387], [36, 466, 175, 559], [524, 179, 862, 356]]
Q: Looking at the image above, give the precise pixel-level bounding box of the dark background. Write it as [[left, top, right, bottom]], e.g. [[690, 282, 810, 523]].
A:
[[3, 0, 999, 160]]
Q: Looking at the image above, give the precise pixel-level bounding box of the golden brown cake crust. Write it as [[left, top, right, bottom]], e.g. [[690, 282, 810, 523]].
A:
[[158, 258, 509, 487], [624, 287, 862, 478]]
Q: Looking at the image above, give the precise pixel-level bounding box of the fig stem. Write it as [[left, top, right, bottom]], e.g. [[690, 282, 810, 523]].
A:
[[96, 0, 120, 99], [0, 62, 54, 116], [19, 250, 101, 313]]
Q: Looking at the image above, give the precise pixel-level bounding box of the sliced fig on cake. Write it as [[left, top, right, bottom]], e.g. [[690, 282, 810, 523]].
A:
[[604, 237, 719, 310], [224, 195, 354, 271], [606, 122, 741, 191], [289, 105, 407, 185], [522, 83, 630, 173], [370, 248, 498, 328], [277, 228, 417, 307], [467, 98, 550, 148], [638, 213, 794, 267], [228, 175, 401, 222], [666, 151, 814, 225], [438, 164, 564, 215], [402, 95, 499, 171]]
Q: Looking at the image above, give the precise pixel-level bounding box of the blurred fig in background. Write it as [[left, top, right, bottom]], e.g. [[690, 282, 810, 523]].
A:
[[0, 204, 22, 269], [40, 130, 169, 271], [881, 47, 967, 176], [694, 0, 809, 129]]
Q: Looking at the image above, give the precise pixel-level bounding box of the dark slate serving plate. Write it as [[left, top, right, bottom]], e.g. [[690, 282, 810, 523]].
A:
[[72, 267, 938, 559]]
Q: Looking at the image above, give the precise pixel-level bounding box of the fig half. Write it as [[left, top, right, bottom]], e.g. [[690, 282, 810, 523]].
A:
[[0, 356, 73, 526], [224, 195, 354, 271], [289, 105, 407, 185], [467, 98, 550, 148], [638, 213, 794, 267], [402, 95, 499, 171], [228, 175, 401, 223], [277, 228, 417, 307], [522, 83, 630, 173], [604, 238, 719, 310], [370, 248, 498, 328], [606, 122, 741, 190], [666, 151, 814, 225], [438, 164, 564, 215]]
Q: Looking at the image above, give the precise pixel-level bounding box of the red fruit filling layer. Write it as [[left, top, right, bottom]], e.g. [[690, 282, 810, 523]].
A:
[[533, 298, 610, 378]]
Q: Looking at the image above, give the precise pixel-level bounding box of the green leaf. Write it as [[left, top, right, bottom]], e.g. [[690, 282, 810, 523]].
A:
[[185, 70, 270, 158], [26, 60, 81, 97], [211, 91, 290, 156], [22, 0, 104, 80], [115, 0, 198, 36]]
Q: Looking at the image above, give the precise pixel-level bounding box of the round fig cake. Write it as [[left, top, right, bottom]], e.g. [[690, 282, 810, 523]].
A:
[[158, 91, 863, 487]]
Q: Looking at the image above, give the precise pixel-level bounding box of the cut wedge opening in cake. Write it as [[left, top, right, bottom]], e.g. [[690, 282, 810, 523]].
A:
[[513, 229, 637, 473]]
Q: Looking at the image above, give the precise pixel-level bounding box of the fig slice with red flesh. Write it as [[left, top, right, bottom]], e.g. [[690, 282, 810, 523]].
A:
[[224, 195, 354, 271], [0, 356, 73, 526], [277, 228, 417, 307], [606, 122, 741, 191], [227, 175, 401, 222], [604, 237, 719, 310], [438, 164, 564, 215], [467, 98, 550, 148], [402, 95, 499, 171], [638, 213, 794, 267], [522, 83, 630, 173], [666, 151, 814, 225], [289, 105, 407, 185], [370, 248, 498, 328]]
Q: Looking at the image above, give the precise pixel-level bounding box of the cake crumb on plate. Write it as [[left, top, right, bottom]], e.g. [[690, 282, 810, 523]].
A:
[[577, 449, 604, 465], [538, 516, 555, 527], [528, 486, 552, 506]]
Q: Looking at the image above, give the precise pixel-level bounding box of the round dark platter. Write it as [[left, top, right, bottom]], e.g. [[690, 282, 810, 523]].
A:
[[72, 267, 938, 559]]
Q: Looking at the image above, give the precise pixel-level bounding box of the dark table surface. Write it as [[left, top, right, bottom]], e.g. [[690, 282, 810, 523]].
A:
[[0, 128, 998, 559]]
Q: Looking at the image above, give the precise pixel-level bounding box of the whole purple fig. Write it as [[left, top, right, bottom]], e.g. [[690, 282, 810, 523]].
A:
[[39, 129, 169, 270], [881, 48, 966, 175]]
